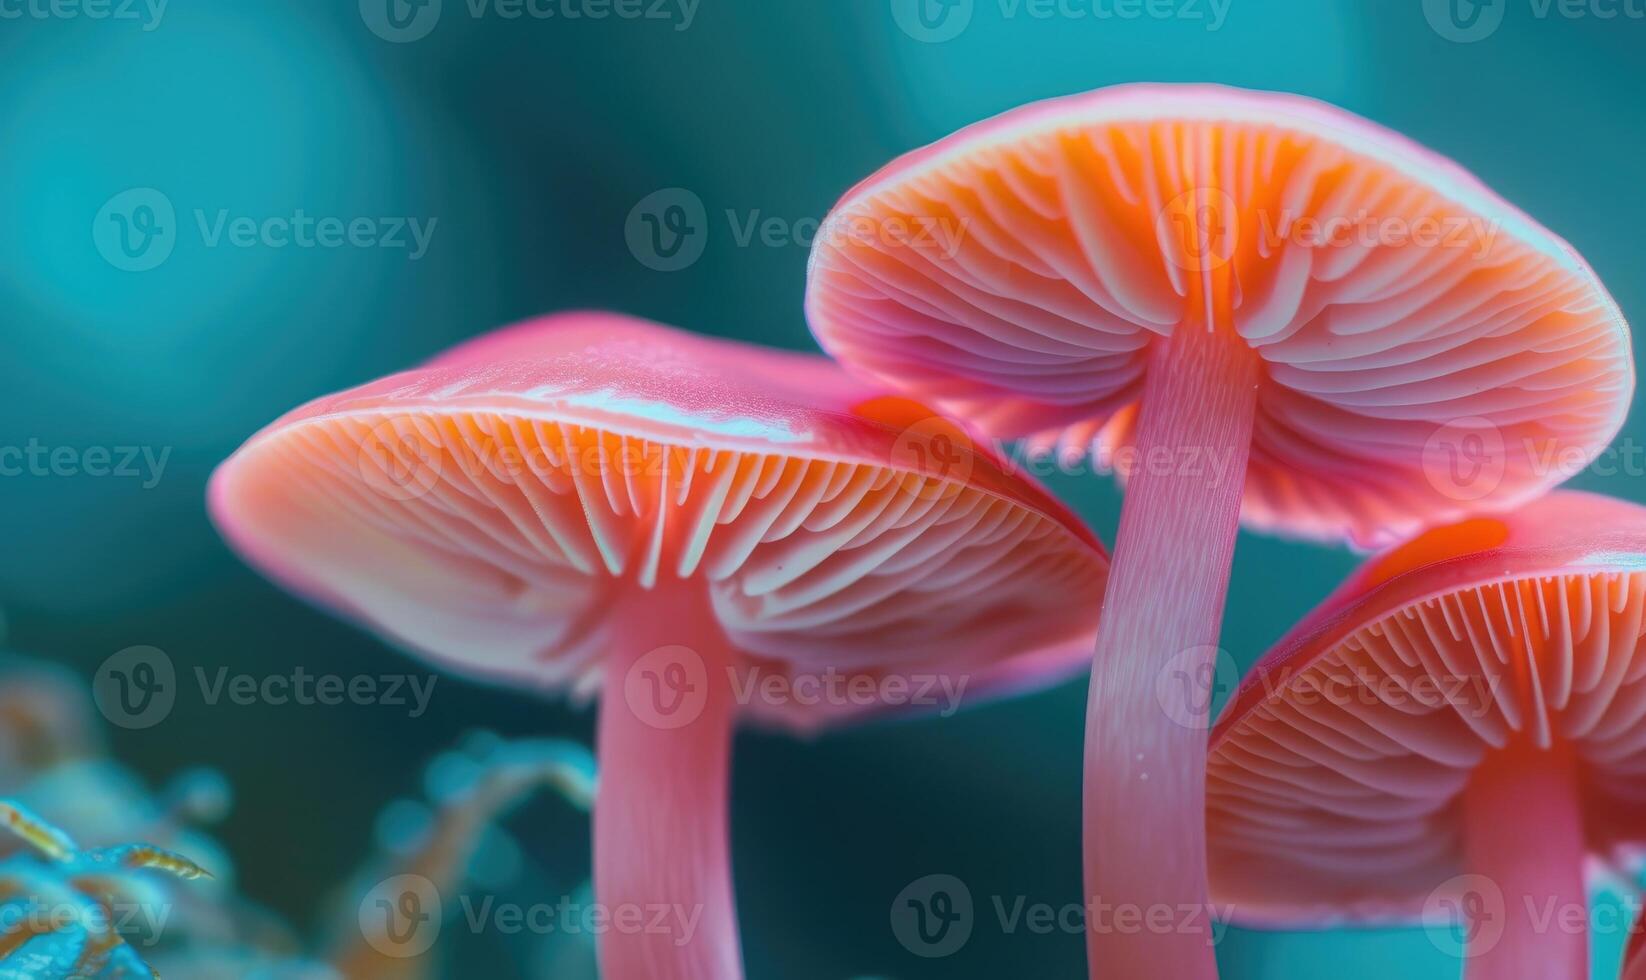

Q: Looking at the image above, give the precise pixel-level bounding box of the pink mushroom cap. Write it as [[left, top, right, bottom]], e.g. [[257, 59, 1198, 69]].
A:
[[806, 83, 1633, 548], [207, 311, 1110, 731], [1207, 490, 1646, 929]]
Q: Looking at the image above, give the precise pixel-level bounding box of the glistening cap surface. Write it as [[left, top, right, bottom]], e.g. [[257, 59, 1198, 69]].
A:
[[209, 313, 1110, 729], [807, 84, 1633, 547], [1206, 492, 1646, 926]]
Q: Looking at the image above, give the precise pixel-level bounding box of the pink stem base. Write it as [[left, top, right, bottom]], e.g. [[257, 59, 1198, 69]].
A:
[[595, 585, 744, 980], [1463, 742, 1587, 980], [1083, 321, 1259, 979]]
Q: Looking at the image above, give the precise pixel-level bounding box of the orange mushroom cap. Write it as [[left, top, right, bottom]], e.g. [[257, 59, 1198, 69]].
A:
[[1207, 491, 1646, 927], [208, 312, 1109, 730], [807, 83, 1633, 547]]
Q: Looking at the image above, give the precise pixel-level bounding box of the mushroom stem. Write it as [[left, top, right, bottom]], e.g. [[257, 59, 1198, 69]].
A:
[[1462, 740, 1587, 980], [1083, 316, 1258, 979], [595, 584, 743, 980]]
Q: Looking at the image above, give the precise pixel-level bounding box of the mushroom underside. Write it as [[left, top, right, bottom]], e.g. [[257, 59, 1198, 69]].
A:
[[810, 109, 1630, 545], [218, 409, 1104, 723], [1208, 568, 1646, 925]]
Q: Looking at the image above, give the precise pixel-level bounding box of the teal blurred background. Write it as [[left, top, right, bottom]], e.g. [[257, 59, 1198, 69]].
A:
[[1, 0, 1643, 976]]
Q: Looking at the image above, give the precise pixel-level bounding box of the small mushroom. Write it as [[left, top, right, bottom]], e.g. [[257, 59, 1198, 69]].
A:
[[1207, 492, 1646, 979], [209, 312, 1110, 980], [806, 82, 1633, 977]]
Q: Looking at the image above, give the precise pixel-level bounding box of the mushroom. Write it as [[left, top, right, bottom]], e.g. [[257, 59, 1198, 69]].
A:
[[1206, 491, 1646, 979], [805, 82, 1633, 976], [208, 311, 1110, 980]]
